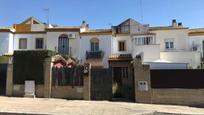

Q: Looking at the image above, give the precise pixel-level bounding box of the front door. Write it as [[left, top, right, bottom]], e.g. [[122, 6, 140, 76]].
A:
[[112, 67, 123, 98], [58, 34, 69, 55]]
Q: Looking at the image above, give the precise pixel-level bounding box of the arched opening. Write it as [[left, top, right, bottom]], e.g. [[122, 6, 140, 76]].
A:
[[58, 34, 69, 55], [90, 38, 99, 52]]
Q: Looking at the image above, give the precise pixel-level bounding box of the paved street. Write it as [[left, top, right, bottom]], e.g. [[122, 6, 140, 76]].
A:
[[0, 96, 204, 115]]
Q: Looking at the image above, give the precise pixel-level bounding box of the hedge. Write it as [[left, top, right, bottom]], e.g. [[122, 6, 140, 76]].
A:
[[0, 56, 9, 64], [13, 50, 56, 84]]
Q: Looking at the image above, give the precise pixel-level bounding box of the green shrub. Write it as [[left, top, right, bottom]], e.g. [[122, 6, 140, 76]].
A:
[[13, 50, 56, 84], [0, 56, 9, 64]]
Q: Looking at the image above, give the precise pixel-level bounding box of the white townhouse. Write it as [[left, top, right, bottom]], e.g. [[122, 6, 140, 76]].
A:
[[189, 28, 204, 64], [109, 19, 200, 69], [0, 17, 202, 69], [0, 17, 83, 60], [80, 29, 112, 68], [0, 17, 202, 100], [148, 20, 201, 68]]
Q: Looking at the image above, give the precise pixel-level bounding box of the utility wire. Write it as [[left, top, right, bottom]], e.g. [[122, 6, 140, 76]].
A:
[[140, 0, 143, 23]]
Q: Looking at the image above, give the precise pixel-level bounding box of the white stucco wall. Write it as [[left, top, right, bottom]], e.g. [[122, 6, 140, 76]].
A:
[[151, 29, 190, 51], [80, 35, 112, 68], [14, 34, 46, 50], [112, 36, 132, 54], [132, 44, 160, 62], [46, 32, 80, 59], [160, 51, 201, 69], [189, 36, 204, 57], [0, 32, 10, 55], [8, 33, 14, 53]]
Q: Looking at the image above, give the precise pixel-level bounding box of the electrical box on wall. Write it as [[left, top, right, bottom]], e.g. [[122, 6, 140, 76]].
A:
[[138, 81, 148, 91], [83, 63, 90, 76], [68, 33, 76, 39]]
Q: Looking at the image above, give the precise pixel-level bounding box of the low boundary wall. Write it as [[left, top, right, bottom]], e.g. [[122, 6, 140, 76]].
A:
[[133, 57, 204, 106]]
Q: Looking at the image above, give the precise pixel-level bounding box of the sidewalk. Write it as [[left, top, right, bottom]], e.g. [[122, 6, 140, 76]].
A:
[[0, 96, 203, 115]]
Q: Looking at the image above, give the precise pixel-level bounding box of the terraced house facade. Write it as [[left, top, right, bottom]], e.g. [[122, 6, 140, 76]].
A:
[[1, 17, 204, 100], [0, 17, 203, 69]]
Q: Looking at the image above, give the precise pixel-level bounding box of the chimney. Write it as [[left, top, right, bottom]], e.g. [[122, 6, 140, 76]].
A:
[[80, 20, 89, 32], [81, 20, 86, 27], [178, 22, 183, 27], [172, 19, 177, 27], [86, 24, 89, 28]]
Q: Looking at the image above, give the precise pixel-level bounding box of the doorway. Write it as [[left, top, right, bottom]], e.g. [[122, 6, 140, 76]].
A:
[[0, 64, 7, 95], [112, 67, 123, 98]]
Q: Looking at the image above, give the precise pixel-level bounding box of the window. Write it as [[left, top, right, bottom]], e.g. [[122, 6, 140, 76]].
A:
[[19, 38, 27, 49], [122, 26, 129, 33], [165, 39, 174, 49], [135, 36, 154, 45], [118, 40, 126, 51], [35, 38, 44, 49], [58, 34, 69, 54], [90, 38, 99, 52]]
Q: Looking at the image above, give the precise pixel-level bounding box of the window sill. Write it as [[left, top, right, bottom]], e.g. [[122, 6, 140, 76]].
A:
[[118, 51, 127, 52], [135, 44, 159, 46]]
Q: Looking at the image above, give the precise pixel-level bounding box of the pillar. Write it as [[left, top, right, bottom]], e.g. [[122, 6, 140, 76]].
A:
[[133, 56, 152, 103], [43, 58, 53, 98], [83, 63, 91, 100], [6, 64, 13, 96]]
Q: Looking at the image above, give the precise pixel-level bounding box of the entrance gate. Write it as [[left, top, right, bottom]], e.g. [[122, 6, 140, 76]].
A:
[[0, 64, 7, 95], [91, 68, 112, 100]]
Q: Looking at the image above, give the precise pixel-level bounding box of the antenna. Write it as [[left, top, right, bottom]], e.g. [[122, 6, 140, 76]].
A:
[[139, 0, 143, 23], [43, 8, 50, 25]]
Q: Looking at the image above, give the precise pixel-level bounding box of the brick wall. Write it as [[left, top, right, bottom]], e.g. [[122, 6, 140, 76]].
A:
[[51, 86, 83, 99], [152, 89, 204, 106], [13, 85, 44, 97], [133, 57, 204, 106]]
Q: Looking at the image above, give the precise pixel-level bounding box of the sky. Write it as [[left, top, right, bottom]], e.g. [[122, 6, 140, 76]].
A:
[[0, 0, 204, 29]]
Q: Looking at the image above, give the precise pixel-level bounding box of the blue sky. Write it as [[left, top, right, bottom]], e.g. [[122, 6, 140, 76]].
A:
[[0, 0, 204, 29]]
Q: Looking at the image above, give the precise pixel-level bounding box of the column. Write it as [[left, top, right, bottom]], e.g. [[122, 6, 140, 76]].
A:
[[6, 64, 13, 96], [43, 58, 53, 98]]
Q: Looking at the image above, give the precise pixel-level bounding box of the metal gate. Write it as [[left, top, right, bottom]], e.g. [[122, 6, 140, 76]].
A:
[[0, 64, 7, 95], [91, 68, 112, 100], [52, 66, 84, 86]]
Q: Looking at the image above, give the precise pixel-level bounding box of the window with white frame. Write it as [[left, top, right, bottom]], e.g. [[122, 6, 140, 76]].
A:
[[165, 39, 174, 49], [135, 36, 155, 45], [19, 38, 27, 49]]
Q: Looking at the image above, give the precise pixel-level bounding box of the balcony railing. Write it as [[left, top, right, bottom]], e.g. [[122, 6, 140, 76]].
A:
[[55, 46, 72, 56], [86, 50, 104, 59]]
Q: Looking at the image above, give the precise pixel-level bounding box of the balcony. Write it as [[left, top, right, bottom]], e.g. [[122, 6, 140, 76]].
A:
[[55, 46, 72, 56], [86, 51, 104, 59]]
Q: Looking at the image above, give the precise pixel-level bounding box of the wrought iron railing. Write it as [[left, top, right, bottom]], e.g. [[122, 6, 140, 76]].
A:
[[86, 50, 104, 59], [55, 46, 72, 56]]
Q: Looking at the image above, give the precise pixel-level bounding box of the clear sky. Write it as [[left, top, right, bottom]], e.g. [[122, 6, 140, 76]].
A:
[[0, 0, 204, 29]]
